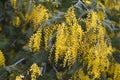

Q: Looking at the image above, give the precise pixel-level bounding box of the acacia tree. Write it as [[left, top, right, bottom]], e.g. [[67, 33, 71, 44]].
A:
[[0, 0, 120, 80]]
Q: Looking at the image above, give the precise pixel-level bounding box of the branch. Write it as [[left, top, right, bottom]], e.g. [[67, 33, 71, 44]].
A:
[[13, 58, 25, 66], [6, 58, 25, 70]]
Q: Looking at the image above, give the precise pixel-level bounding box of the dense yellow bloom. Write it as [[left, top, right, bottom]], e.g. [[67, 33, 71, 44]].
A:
[[44, 27, 51, 50], [63, 24, 83, 67], [44, 24, 58, 50], [28, 28, 42, 52], [80, 11, 98, 32], [89, 11, 98, 29], [15, 75, 24, 80], [65, 7, 77, 25], [28, 63, 42, 80], [79, 11, 113, 79], [0, 50, 5, 67], [25, 4, 49, 28], [55, 23, 68, 64], [53, 7, 83, 67], [26, 4, 113, 79]]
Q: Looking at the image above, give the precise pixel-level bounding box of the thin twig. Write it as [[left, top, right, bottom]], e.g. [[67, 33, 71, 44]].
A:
[[14, 58, 25, 66], [7, 58, 25, 68]]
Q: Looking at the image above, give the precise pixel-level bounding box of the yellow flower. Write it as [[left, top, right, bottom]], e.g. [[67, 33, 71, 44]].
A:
[[29, 63, 42, 80], [28, 28, 42, 52], [55, 23, 68, 64], [0, 50, 5, 67], [65, 7, 77, 25], [15, 75, 24, 80], [25, 4, 49, 29], [78, 10, 113, 79], [53, 7, 83, 67], [43, 26, 53, 50]]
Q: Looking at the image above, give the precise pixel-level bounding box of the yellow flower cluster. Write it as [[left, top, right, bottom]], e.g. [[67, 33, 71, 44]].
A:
[[43, 25, 57, 50], [28, 24, 57, 52], [0, 50, 5, 67], [88, 11, 98, 30], [10, 0, 16, 9], [43, 25, 54, 50], [79, 11, 112, 79], [15, 75, 24, 80], [28, 28, 42, 52], [65, 7, 77, 25], [12, 16, 21, 27], [44, 26, 52, 50], [25, 4, 49, 28], [53, 7, 83, 67], [28, 63, 42, 80], [27, 5, 113, 79], [55, 23, 68, 65]]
